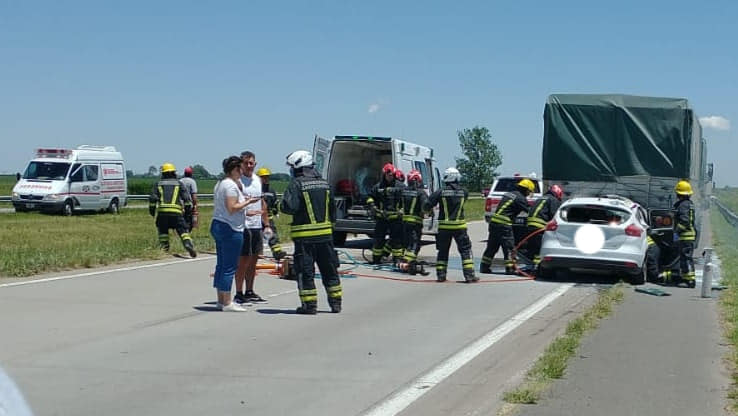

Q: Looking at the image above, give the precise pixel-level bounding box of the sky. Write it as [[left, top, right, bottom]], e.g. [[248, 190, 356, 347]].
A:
[[1, 1, 736, 185]]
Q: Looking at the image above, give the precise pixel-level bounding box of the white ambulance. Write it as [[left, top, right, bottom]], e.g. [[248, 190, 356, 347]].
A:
[[12, 146, 127, 215], [313, 135, 440, 245]]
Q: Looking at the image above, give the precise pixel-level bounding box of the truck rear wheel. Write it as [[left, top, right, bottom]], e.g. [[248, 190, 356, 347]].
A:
[[333, 231, 347, 246]]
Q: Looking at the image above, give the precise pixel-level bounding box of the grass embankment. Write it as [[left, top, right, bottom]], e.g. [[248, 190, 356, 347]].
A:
[[710, 188, 738, 411], [0, 207, 292, 277], [502, 284, 624, 407]]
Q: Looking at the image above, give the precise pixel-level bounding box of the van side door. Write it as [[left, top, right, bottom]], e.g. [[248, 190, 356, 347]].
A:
[[69, 164, 100, 209]]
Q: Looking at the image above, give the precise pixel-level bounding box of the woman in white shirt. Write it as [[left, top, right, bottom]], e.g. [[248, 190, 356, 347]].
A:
[[210, 156, 260, 312]]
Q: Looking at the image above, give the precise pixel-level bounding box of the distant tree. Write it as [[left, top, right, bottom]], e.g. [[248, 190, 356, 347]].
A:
[[147, 165, 158, 177], [125, 170, 134, 178], [454, 126, 503, 192], [190, 164, 212, 179]]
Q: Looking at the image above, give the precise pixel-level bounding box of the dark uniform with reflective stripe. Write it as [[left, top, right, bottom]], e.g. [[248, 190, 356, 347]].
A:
[[149, 178, 195, 256], [525, 192, 561, 266], [674, 197, 696, 285], [280, 167, 342, 313], [645, 234, 661, 282], [262, 185, 284, 260], [400, 182, 428, 272], [426, 182, 476, 282], [481, 190, 528, 274], [367, 178, 403, 263]]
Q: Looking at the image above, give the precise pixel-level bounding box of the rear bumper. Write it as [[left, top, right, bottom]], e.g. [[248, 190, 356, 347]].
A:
[[334, 218, 375, 234], [538, 256, 641, 274]]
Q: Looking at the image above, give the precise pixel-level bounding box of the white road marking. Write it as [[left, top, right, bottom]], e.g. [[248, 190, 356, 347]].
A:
[[0, 256, 215, 288], [361, 283, 574, 416]]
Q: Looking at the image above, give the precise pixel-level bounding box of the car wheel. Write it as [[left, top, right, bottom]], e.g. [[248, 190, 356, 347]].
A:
[[630, 263, 646, 285], [62, 200, 74, 216], [333, 231, 347, 246], [108, 198, 120, 214], [537, 265, 554, 280]]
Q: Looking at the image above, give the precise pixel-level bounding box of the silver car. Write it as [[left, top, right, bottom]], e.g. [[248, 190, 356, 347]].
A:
[[538, 195, 649, 284]]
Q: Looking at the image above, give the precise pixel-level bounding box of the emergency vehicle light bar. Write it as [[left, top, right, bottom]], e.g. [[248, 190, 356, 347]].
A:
[[36, 148, 73, 159]]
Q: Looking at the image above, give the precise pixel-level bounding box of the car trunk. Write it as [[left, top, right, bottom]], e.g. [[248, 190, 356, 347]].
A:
[[327, 139, 393, 218], [552, 205, 631, 250]]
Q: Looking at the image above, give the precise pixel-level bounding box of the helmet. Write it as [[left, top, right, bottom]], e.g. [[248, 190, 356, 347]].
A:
[[285, 150, 313, 169], [161, 163, 176, 174], [184, 166, 193, 175], [442, 167, 461, 183], [394, 169, 405, 182], [256, 167, 271, 177], [549, 184, 563, 200], [382, 163, 395, 175], [407, 169, 422, 183], [675, 180, 693, 195], [517, 178, 535, 193]]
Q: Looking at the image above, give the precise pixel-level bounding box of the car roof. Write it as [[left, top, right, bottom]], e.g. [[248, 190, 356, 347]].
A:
[[561, 196, 640, 211]]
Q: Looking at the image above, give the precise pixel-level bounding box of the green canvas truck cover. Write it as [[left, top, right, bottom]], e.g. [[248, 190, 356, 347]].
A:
[[542, 94, 702, 182]]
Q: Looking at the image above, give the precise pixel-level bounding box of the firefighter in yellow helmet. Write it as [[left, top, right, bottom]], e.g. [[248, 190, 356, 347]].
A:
[[481, 178, 534, 275], [256, 167, 285, 260], [660, 180, 697, 287], [148, 163, 196, 257]]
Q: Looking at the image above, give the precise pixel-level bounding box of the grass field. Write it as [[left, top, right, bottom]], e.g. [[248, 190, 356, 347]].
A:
[[710, 188, 738, 411]]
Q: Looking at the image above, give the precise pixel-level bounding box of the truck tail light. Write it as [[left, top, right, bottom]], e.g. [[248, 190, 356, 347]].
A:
[[625, 224, 643, 237], [545, 220, 558, 231]]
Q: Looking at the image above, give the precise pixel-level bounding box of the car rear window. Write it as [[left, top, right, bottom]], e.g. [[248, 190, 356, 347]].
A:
[[561, 205, 631, 225], [492, 178, 541, 193]]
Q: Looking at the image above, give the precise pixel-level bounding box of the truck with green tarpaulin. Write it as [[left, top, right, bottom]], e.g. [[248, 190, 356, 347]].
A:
[[541, 93, 713, 260]]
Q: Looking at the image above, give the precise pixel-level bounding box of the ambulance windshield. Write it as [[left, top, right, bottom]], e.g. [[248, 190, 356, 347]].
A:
[[23, 161, 71, 180]]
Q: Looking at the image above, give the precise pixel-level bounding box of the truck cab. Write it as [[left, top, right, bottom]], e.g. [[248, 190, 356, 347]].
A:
[[12, 146, 127, 215], [313, 135, 440, 245]]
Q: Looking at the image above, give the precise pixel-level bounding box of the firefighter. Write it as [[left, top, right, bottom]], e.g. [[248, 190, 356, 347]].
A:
[[645, 230, 661, 283], [480, 178, 533, 275], [526, 184, 563, 268], [426, 167, 476, 283], [180, 166, 198, 232], [280, 150, 342, 314], [670, 180, 697, 288], [400, 169, 428, 275], [149, 163, 197, 258], [256, 167, 285, 260], [367, 163, 403, 264]]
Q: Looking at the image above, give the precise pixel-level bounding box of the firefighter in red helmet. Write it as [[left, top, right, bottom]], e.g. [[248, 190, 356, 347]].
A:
[[400, 169, 428, 275], [367, 163, 403, 264], [526, 184, 563, 270]]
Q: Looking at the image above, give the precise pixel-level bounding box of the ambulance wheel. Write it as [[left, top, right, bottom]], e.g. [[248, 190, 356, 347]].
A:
[[108, 198, 120, 214], [62, 200, 74, 216], [333, 231, 347, 246]]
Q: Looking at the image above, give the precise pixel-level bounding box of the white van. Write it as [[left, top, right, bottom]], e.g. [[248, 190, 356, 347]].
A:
[[313, 135, 440, 244], [12, 145, 127, 215]]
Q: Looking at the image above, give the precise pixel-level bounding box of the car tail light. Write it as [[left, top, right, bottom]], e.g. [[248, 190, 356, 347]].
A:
[[625, 224, 642, 237], [545, 220, 558, 231], [485, 198, 500, 212], [543, 256, 553, 262], [624, 261, 638, 269]]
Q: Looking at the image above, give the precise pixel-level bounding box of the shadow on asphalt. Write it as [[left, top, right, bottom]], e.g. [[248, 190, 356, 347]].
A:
[[536, 270, 622, 286], [193, 305, 221, 312], [255, 308, 336, 315]]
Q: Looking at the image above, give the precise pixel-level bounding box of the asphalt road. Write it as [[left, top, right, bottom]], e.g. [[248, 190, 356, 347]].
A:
[[0, 222, 602, 416]]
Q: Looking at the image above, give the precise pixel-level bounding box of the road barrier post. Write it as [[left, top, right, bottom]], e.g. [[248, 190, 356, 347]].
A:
[[701, 247, 713, 298]]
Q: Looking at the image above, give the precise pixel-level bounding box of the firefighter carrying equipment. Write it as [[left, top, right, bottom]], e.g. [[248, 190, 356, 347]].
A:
[[161, 163, 176, 174], [148, 177, 196, 257], [675, 180, 693, 196]]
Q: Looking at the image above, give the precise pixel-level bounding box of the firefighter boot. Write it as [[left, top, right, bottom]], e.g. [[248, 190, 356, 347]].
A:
[[436, 272, 447, 283], [480, 257, 493, 274], [408, 261, 418, 276], [464, 270, 479, 283], [329, 299, 342, 314], [296, 301, 318, 315], [184, 240, 197, 258]]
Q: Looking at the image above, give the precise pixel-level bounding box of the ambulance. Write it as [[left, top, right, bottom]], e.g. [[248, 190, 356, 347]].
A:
[[313, 135, 440, 245], [12, 146, 127, 215]]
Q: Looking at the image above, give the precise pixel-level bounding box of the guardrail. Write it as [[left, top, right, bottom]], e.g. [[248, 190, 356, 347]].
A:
[[3, 193, 485, 202], [711, 195, 738, 227]]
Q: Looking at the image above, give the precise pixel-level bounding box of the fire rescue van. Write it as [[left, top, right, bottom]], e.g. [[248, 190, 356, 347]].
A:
[[313, 135, 440, 245], [12, 146, 127, 215]]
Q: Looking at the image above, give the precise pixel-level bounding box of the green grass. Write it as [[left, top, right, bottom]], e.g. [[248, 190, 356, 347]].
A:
[[464, 198, 485, 221], [0, 175, 18, 195], [502, 284, 624, 406], [0, 206, 292, 277], [710, 193, 738, 411]]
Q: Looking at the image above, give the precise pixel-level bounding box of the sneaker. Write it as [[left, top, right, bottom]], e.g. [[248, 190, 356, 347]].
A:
[[220, 302, 247, 312], [244, 291, 267, 303], [233, 292, 252, 305]]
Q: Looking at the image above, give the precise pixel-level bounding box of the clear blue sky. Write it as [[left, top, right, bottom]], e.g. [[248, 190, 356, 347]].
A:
[[1, 1, 736, 184]]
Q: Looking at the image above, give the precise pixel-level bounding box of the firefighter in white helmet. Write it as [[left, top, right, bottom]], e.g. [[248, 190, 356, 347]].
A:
[[280, 150, 342, 314]]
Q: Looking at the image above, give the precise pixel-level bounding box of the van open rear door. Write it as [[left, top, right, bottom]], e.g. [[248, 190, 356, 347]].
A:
[[313, 135, 333, 179]]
